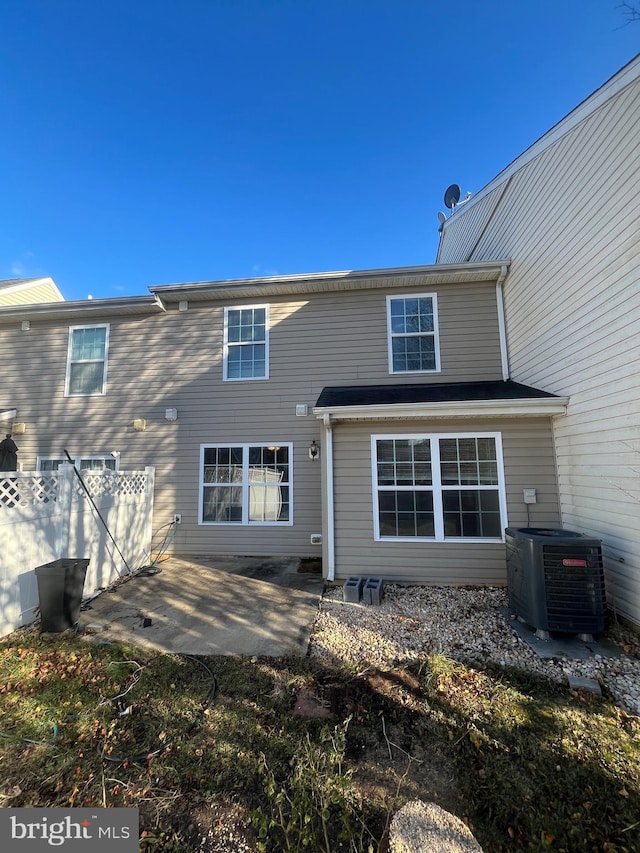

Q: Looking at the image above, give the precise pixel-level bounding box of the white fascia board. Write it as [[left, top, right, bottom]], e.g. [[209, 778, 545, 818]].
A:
[[313, 398, 569, 421], [148, 260, 511, 301], [0, 294, 165, 322]]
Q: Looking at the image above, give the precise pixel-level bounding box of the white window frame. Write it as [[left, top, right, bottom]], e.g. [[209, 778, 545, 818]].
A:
[[371, 432, 507, 543], [198, 442, 293, 526], [64, 324, 110, 397], [386, 293, 441, 374], [223, 305, 269, 381], [37, 455, 119, 472]]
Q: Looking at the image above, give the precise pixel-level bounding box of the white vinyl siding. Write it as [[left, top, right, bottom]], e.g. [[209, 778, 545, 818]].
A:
[[65, 324, 109, 396], [437, 61, 640, 624], [386, 294, 441, 374], [372, 433, 506, 542], [223, 306, 269, 380], [199, 443, 292, 525]]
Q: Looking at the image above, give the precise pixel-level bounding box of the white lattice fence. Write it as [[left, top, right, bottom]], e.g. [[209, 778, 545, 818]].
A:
[[0, 472, 60, 507], [0, 464, 155, 637], [74, 471, 149, 501]]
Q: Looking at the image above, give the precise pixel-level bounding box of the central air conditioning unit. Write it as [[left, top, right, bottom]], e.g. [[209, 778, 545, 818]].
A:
[[506, 527, 605, 638]]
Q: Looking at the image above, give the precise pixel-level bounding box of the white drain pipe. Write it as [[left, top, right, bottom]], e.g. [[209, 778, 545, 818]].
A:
[[323, 413, 336, 581]]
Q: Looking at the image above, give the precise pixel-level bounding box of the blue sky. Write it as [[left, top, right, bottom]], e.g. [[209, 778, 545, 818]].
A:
[[1, 1, 637, 301]]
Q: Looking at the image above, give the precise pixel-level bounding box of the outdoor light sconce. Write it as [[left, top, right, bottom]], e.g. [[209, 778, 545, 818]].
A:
[[308, 440, 319, 460], [133, 418, 146, 432], [165, 408, 178, 422]]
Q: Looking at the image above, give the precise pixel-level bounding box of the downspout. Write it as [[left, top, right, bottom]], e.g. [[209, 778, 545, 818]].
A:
[[496, 263, 510, 380], [322, 413, 336, 581]]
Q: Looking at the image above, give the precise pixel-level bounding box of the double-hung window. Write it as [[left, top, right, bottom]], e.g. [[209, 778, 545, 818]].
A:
[[200, 443, 292, 524], [65, 324, 109, 396], [387, 294, 440, 373], [373, 433, 505, 541], [224, 306, 269, 380], [37, 455, 118, 472]]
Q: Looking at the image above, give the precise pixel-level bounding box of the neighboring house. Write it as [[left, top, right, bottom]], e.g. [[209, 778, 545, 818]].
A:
[[438, 55, 640, 628], [0, 277, 64, 433], [0, 263, 565, 588], [0, 277, 63, 306]]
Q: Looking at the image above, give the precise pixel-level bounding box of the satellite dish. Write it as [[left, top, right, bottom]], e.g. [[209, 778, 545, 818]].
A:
[[437, 211, 447, 225], [444, 184, 461, 210]]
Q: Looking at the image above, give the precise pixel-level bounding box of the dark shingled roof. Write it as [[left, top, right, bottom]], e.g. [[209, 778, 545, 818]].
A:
[[315, 380, 560, 408]]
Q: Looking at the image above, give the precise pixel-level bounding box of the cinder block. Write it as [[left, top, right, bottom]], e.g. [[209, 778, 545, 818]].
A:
[[343, 576, 365, 603], [363, 577, 384, 605]]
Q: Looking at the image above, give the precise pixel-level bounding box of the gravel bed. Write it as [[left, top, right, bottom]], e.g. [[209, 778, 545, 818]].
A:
[[308, 585, 640, 715]]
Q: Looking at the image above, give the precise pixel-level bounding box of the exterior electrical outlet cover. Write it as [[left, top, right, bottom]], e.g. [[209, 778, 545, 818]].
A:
[[506, 527, 605, 635], [523, 488, 537, 504], [310, 533, 322, 545]]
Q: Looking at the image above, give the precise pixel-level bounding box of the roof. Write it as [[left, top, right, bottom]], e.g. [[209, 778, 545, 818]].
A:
[[0, 261, 510, 320], [0, 294, 165, 323], [148, 261, 510, 302], [316, 380, 558, 407], [314, 380, 567, 420]]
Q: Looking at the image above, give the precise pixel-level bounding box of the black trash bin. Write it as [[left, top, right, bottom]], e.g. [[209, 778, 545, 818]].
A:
[[34, 558, 90, 633]]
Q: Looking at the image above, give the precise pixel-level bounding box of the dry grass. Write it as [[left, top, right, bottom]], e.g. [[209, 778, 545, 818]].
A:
[[0, 627, 638, 852]]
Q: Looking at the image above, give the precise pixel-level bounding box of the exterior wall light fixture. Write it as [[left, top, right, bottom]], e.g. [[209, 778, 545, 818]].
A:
[[308, 440, 319, 460]]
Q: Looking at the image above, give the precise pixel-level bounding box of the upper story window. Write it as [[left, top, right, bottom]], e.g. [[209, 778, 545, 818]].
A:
[[387, 294, 440, 374], [224, 306, 269, 380], [65, 324, 109, 396]]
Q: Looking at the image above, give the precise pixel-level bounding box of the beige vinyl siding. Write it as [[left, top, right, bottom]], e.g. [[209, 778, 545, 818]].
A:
[[0, 273, 503, 560], [437, 63, 640, 624], [331, 417, 560, 584]]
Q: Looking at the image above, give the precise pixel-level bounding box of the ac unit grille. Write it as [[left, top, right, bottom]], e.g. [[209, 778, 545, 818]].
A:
[[542, 544, 603, 570], [543, 562, 606, 632], [506, 527, 606, 635]]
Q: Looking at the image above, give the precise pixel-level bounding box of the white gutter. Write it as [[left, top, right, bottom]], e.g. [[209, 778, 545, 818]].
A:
[[313, 397, 568, 422], [322, 413, 336, 582], [496, 263, 510, 380]]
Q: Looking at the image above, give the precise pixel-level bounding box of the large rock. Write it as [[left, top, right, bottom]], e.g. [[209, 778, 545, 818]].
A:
[[389, 800, 484, 853]]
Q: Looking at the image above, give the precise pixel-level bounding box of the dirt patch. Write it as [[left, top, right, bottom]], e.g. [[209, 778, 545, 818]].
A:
[[314, 663, 462, 820], [298, 557, 322, 574]]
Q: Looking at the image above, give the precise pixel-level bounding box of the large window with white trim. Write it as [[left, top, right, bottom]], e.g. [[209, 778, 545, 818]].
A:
[[223, 306, 269, 380], [372, 433, 506, 540], [65, 324, 109, 396], [386, 294, 440, 373], [200, 443, 292, 524]]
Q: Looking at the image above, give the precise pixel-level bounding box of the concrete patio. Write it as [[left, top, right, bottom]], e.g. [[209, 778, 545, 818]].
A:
[[80, 555, 325, 657]]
